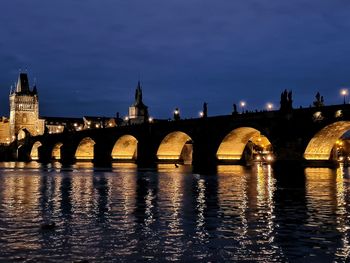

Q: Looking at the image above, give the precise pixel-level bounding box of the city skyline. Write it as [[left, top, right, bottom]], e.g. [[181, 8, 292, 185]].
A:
[[1, 0, 350, 118]]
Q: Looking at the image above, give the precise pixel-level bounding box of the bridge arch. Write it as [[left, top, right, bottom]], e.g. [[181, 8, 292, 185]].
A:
[[30, 141, 42, 160], [17, 129, 26, 141], [51, 142, 63, 160], [111, 135, 138, 161], [304, 121, 350, 160], [216, 127, 272, 161], [75, 137, 95, 160], [157, 131, 193, 163]]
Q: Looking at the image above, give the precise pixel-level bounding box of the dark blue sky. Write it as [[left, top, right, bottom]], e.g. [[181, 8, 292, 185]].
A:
[[1, 0, 350, 118]]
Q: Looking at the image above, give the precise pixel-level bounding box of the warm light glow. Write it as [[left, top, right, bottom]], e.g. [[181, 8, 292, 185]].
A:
[[199, 111, 204, 117], [336, 110, 343, 118], [217, 127, 272, 161], [52, 142, 63, 160], [240, 101, 246, 107], [148, 117, 153, 123], [304, 121, 350, 160], [157, 131, 192, 162], [174, 109, 179, 115], [267, 103, 273, 110], [75, 137, 95, 160], [124, 116, 129, 121], [341, 89, 348, 96], [30, 141, 42, 160], [111, 135, 138, 160], [95, 124, 99, 128], [74, 123, 78, 127]]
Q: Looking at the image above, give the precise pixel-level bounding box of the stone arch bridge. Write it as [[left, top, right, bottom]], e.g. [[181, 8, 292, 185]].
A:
[[11, 104, 350, 168]]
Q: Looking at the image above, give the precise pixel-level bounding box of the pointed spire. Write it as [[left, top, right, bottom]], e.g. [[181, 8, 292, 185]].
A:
[[16, 73, 30, 93], [134, 80, 143, 105]]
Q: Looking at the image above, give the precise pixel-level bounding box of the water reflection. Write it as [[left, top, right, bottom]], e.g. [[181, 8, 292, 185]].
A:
[[217, 164, 283, 261], [0, 162, 350, 261]]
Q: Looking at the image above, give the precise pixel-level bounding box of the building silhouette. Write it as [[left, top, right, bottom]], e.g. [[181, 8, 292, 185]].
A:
[[0, 73, 148, 144], [128, 81, 149, 123]]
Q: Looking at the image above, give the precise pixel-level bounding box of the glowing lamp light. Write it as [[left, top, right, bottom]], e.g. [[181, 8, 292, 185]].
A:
[[267, 103, 273, 110], [74, 123, 78, 127], [148, 117, 153, 122], [174, 109, 179, 115], [341, 88, 348, 104], [124, 116, 129, 121], [199, 111, 204, 117], [240, 101, 246, 107], [95, 124, 99, 128], [266, 155, 273, 162]]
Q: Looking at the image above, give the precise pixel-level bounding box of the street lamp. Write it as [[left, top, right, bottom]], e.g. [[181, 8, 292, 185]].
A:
[[240, 101, 246, 113], [341, 89, 348, 104], [199, 111, 204, 117], [266, 103, 273, 111], [173, 108, 180, 120]]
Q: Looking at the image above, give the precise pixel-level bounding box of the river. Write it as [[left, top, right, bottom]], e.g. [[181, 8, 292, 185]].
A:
[[0, 162, 349, 262]]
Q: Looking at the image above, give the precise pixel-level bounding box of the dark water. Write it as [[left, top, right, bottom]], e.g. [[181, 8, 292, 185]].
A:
[[0, 162, 349, 262]]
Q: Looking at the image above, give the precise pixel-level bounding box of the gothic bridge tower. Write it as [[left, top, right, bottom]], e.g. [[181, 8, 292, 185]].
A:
[[9, 73, 43, 140]]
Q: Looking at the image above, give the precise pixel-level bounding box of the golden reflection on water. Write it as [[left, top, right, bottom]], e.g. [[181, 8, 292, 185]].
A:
[[305, 167, 350, 259], [217, 164, 280, 261], [72, 161, 94, 170], [2, 162, 350, 261], [2, 172, 41, 250]]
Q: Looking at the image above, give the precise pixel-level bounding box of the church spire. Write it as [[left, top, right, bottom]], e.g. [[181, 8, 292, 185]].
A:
[[134, 81, 143, 106], [16, 73, 30, 93]]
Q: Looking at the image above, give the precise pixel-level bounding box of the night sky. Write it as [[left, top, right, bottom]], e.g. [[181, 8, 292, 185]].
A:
[[1, 0, 350, 119]]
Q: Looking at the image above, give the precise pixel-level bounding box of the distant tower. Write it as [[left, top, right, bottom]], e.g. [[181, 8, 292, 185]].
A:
[[128, 81, 149, 123], [9, 73, 43, 140]]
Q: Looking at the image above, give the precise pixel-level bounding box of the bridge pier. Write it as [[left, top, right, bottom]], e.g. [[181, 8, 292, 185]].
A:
[[136, 138, 157, 168], [94, 143, 112, 167], [192, 138, 218, 173], [60, 143, 76, 165], [38, 146, 51, 164]]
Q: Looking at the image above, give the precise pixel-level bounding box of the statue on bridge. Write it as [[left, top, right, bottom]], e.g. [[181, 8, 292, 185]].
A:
[[280, 89, 293, 113], [313, 92, 324, 107], [232, 103, 238, 115], [203, 102, 207, 118]]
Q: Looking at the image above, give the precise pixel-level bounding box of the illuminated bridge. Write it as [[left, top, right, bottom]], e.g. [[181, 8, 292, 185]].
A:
[[9, 104, 350, 167]]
